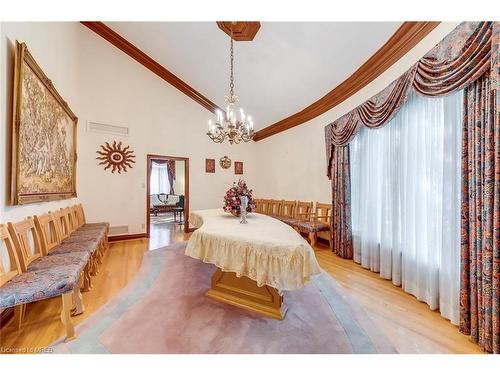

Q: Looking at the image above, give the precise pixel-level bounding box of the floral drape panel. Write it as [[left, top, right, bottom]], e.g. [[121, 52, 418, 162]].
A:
[[330, 146, 353, 259], [166, 160, 176, 194], [324, 21, 499, 352], [460, 23, 500, 354]]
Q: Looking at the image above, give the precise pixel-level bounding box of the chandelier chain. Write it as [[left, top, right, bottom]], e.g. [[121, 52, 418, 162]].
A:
[[229, 26, 235, 98]]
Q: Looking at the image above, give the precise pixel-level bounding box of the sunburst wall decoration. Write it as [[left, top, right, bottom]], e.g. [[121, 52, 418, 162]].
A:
[[96, 141, 136, 173]]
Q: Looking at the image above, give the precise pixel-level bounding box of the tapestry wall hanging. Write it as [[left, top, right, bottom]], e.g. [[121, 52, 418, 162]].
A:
[[10, 41, 77, 205]]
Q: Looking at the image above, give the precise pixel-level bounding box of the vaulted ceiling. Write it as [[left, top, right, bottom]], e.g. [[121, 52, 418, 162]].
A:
[[104, 22, 402, 132]]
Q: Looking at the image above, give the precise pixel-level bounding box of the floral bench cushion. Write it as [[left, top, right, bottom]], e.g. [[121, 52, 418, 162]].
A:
[[50, 241, 99, 255], [0, 265, 80, 309], [295, 220, 330, 233]]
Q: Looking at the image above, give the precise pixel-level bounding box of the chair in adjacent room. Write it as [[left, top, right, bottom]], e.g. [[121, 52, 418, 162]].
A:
[[172, 195, 185, 223]]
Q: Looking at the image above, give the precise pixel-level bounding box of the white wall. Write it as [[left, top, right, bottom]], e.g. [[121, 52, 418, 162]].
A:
[[254, 22, 461, 204], [173, 160, 185, 195], [0, 22, 257, 235]]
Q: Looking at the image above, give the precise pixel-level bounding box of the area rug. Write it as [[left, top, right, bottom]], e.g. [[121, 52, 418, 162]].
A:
[[51, 242, 397, 354]]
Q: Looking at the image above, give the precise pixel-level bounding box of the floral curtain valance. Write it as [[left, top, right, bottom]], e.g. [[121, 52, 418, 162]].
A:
[[325, 21, 497, 178]]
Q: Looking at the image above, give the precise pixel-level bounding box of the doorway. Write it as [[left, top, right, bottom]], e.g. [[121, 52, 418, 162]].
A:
[[146, 154, 189, 249]]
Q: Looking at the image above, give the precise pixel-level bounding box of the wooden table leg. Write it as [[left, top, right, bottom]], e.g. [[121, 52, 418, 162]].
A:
[[61, 292, 76, 342], [206, 268, 288, 320]]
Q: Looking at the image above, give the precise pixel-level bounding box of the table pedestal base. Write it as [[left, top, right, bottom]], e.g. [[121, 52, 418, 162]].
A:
[[206, 268, 288, 320]]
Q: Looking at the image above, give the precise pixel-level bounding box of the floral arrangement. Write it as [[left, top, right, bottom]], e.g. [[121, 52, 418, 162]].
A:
[[223, 179, 256, 217]]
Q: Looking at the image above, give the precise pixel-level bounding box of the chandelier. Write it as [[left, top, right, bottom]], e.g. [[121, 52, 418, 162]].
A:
[[207, 23, 255, 144]]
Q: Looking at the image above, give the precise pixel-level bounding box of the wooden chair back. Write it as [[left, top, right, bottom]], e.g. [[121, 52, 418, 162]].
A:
[[268, 200, 283, 216], [314, 203, 332, 224], [0, 224, 22, 287], [295, 201, 313, 219], [70, 205, 82, 228], [253, 199, 262, 213], [7, 218, 43, 272], [75, 204, 87, 226], [63, 207, 78, 233], [259, 199, 270, 214], [281, 200, 296, 219], [34, 212, 61, 255], [52, 208, 71, 240]]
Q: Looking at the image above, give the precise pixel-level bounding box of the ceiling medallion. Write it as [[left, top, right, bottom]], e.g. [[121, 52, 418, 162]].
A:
[[216, 21, 261, 41], [96, 140, 136, 173], [207, 22, 255, 145], [219, 156, 231, 169]]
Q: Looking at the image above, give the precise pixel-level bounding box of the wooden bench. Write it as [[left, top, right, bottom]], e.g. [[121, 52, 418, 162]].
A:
[[0, 204, 108, 342]]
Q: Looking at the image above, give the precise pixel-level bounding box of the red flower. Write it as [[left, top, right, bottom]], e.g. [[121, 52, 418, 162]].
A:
[[223, 179, 256, 216]]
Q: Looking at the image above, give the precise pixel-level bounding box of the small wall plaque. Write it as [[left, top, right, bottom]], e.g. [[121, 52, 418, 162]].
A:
[[219, 156, 231, 169], [235, 161, 243, 175], [205, 158, 215, 173]]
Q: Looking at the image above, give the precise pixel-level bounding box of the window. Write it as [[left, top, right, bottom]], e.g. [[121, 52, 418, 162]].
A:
[[350, 90, 463, 324], [150, 161, 171, 195]]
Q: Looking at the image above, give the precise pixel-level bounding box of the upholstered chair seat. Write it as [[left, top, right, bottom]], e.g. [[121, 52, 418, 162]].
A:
[[279, 217, 300, 227], [27, 251, 90, 273], [51, 241, 99, 256], [296, 221, 330, 233]]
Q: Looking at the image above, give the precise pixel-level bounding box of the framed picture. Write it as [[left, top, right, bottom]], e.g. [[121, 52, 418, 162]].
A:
[[10, 41, 78, 205], [235, 161, 243, 175], [205, 158, 215, 173]]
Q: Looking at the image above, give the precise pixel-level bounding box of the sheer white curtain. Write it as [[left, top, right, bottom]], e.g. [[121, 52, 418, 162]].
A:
[[350, 90, 463, 324], [150, 162, 171, 195]]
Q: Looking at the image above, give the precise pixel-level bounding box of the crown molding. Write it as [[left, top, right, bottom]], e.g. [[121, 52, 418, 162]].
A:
[[81, 21, 223, 114], [253, 22, 440, 141]]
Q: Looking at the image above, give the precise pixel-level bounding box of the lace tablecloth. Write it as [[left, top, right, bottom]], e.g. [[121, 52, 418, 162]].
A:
[[185, 209, 321, 292]]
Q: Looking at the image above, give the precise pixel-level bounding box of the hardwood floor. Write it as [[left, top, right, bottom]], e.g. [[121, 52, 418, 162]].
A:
[[0, 224, 480, 354], [314, 245, 481, 354]]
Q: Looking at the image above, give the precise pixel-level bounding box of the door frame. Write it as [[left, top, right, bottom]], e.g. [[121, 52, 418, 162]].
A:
[[146, 154, 190, 235]]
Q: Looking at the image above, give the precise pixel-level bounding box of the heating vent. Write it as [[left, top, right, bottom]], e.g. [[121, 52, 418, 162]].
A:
[[108, 225, 129, 236], [87, 121, 129, 136]]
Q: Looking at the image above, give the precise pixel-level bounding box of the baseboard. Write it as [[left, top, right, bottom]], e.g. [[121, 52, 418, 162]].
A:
[[108, 233, 149, 242], [316, 237, 331, 248]]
